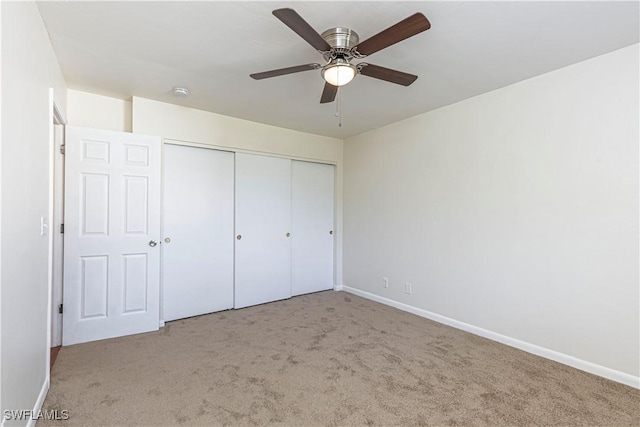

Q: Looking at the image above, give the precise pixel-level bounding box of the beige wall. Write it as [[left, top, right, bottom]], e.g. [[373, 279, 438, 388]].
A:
[[67, 90, 131, 132], [343, 44, 639, 386], [132, 97, 342, 162], [1, 1, 67, 421]]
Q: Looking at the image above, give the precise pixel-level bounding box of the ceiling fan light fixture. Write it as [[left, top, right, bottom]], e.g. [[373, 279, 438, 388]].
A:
[[322, 59, 356, 87]]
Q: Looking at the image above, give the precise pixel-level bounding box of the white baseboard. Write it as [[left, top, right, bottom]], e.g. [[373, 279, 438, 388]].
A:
[[341, 285, 640, 390], [333, 284, 344, 291], [0, 378, 52, 427], [28, 378, 50, 427]]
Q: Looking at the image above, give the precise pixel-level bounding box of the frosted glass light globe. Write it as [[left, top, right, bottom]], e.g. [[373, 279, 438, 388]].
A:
[[322, 61, 356, 87]]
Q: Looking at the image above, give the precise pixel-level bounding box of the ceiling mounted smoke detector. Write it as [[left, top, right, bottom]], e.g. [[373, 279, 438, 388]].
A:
[[173, 87, 190, 97]]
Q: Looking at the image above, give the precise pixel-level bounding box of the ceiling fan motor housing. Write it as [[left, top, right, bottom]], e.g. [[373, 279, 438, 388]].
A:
[[321, 27, 359, 52]]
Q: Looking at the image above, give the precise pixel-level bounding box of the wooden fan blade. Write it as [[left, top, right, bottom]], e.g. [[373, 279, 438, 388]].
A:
[[273, 8, 331, 52], [354, 13, 431, 57], [358, 63, 418, 86], [320, 82, 338, 103], [250, 63, 321, 80]]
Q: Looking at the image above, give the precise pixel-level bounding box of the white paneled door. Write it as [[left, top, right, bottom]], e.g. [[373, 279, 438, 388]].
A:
[[162, 144, 234, 321], [235, 153, 292, 308], [291, 161, 335, 296], [63, 126, 161, 345]]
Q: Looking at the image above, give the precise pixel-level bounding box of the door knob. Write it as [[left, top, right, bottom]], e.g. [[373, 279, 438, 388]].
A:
[[164, 237, 171, 243], [329, 230, 333, 235], [286, 232, 290, 237], [149, 240, 158, 247], [237, 235, 242, 240]]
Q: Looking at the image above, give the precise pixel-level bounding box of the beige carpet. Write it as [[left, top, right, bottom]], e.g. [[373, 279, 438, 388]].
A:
[[42, 291, 639, 426]]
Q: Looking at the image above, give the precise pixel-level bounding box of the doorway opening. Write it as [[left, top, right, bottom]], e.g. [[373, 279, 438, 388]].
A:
[[49, 94, 66, 370]]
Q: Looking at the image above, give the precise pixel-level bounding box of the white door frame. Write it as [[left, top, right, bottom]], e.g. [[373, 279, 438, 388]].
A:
[[50, 123, 65, 347], [47, 89, 66, 373]]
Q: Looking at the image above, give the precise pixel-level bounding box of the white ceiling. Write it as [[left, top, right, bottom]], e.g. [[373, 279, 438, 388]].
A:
[[37, 1, 639, 139]]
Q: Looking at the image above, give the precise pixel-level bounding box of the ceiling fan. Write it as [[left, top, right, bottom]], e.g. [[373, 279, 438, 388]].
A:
[[250, 8, 431, 104]]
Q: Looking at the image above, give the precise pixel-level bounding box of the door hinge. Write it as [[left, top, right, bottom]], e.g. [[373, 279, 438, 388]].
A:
[[60, 223, 64, 234], [59, 144, 65, 155], [58, 304, 63, 314]]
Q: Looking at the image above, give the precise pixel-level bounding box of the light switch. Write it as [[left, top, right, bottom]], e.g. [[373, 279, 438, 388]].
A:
[[40, 217, 48, 236]]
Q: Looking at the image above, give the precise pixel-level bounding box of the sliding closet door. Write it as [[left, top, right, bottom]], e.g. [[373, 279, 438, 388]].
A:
[[163, 144, 234, 321], [291, 161, 335, 296], [235, 153, 292, 309]]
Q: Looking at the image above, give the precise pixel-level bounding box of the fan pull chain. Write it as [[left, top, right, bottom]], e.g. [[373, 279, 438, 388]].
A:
[[336, 86, 343, 127]]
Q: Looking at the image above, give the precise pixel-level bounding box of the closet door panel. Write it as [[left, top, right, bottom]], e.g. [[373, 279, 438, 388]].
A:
[[291, 161, 335, 296], [235, 153, 292, 308], [163, 144, 234, 321]]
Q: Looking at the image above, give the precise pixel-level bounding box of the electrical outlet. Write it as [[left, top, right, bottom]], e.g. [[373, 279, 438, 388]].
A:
[[405, 282, 412, 295], [383, 277, 389, 288]]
